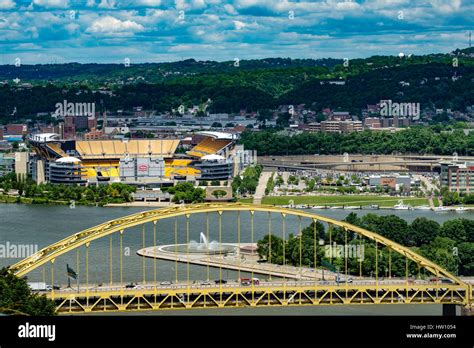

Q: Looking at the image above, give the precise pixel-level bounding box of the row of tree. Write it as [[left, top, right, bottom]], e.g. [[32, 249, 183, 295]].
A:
[[257, 213, 474, 277], [0, 173, 135, 205], [231, 164, 263, 196], [240, 127, 474, 156], [440, 186, 474, 206], [163, 182, 205, 203]]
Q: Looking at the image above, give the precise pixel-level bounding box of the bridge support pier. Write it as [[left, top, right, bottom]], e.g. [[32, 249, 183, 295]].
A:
[[442, 304, 457, 316]]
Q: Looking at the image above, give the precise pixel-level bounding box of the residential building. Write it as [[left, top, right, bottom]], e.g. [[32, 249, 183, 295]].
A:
[[340, 121, 363, 133], [0, 153, 14, 177], [364, 117, 381, 129], [83, 128, 105, 140], [6, 124, 27, 136], [0, 140, 12, 152], [320, 120, 363, 133]]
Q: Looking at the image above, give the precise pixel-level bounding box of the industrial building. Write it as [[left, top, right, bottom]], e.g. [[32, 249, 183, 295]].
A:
[[367, 175, 413, 191]]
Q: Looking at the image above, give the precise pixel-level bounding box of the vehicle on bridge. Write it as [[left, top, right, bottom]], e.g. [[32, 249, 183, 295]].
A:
[[336, 275, 353, 284], [240, 278, 260, 286], [28, 282, 61, 292], [28, 282, 47, 292]]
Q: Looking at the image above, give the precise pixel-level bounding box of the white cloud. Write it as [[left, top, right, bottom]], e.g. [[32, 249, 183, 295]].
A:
[[224, 4, 237, 14], [13, 43, 42, 50], [0, 0, 15, 9], [32, 0, 69, 8], [233, 20, 246, 30], [363, 0, 410, 10], [86, 16, 145, 34], [135, 0, 162, 6], [64, 22, 80, 34], [192, 0, 207, 9], [429, 0, 462, 13], [174, 0, 186, 10], [234, 0, 270, 8], [98, 0, 116, 9]]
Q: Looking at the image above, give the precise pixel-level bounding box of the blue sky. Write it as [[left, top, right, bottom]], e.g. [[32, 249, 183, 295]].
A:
[[0, 0, 473, 64]]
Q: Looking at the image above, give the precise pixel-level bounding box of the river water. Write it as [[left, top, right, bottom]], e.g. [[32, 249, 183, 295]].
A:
[[1, 204, 471, 315]]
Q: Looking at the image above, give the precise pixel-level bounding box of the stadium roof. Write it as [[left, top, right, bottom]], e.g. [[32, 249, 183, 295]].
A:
[[197, 131, 235, 140], [201, 154, 225, 161], [56, 156, 81, 163], [30, 133, 60, 142], [75, 139, 180, 160]]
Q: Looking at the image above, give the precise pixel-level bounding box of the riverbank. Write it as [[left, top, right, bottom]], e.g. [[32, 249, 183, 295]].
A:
[[105, 201, 173, 207], [254, 195, 434, 207], [0, 194, 122, 207], [1, 193, 472, 212], [0, 194, 71, 206]]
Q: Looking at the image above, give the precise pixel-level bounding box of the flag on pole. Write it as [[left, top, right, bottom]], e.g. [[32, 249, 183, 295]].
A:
[[67, 264, 77, 279]]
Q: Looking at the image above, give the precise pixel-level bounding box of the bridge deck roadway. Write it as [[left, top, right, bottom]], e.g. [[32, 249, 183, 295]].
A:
[[44, 281, 471, 313], [136, 243, 337, 280]]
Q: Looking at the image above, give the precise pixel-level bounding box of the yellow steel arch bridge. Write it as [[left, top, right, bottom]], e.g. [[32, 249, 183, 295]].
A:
[[8, 203, 473, 314]]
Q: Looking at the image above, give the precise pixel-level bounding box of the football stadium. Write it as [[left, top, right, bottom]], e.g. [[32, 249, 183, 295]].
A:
[[27, 132, 254, 185]]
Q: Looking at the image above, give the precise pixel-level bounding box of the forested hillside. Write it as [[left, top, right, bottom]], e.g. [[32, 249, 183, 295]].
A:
[[1, 48, 474, 121]]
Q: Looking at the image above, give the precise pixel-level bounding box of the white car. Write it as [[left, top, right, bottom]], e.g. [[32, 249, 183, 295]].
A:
[[160, 281, 172, 286]]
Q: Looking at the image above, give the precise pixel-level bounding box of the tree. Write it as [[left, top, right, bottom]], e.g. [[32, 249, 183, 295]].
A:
[[421, 237, 459, 274], [360, 214, 409, 245], [460, 218, 474, 242], [276, 112, 291, 127], [441, 219, 467, 243], [457, 243, 474, 276], [275, 175, 284, 186], [257, 109, 273, 123], [170, 182, 205, 203], [344, 212, 361, 226], [265, 174, 275, 195], [211, 189, 227, 199], [0, 268, 56, 315], [306, 178, 316, 191], [257, 234, 284, 264], [408, 218, 441, 246]]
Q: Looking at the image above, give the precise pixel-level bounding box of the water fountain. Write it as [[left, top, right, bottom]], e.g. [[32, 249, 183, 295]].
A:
[[161, 232, 236, 255]]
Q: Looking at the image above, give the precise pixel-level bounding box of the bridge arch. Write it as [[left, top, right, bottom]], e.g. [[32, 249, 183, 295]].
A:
[[9, 203, 466, 289]]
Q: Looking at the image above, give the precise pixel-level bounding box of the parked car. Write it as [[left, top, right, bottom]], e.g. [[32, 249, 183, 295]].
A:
[[214, 279, 227, 284], [160, 281, 172, 286]]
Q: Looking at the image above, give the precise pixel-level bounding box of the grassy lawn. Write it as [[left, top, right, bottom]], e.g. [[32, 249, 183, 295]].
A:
[[257, 195, 431, 207], [239, 198, 254, 203]]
